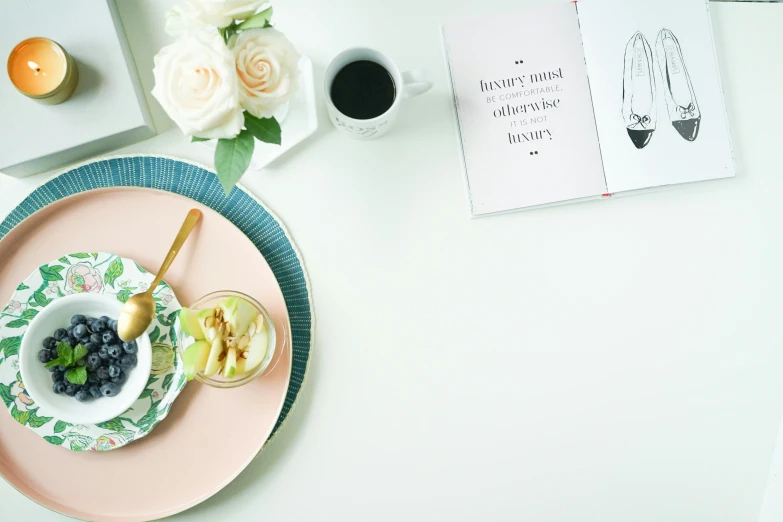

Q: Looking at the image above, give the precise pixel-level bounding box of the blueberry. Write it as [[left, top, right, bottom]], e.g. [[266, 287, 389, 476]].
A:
[[87, 372, 100, 384], [75, 389, 90, 402], [71, 314, 87, 326], [108, 364, 121, 378], [102, 331, 116, 344], [98, 346, 110, 360], [53, 382, 66, 394], [93, 320, 107, 333], [122, 341, 138, 354], [89, 385, 102, 399], [99, 315, 111, 323], [100, 382, 120, 397], [73, 324, 88, 339], [90, 333, 102, 345], [107, 344, 122, 359], [42, 336, 56, 350], [84, 342, 97, 353], [66, 325, 74, 336], [47, 364, 58, 372], [68, 336, 79, 347], [52, 370, 64, 383], [37, 349, 50, 363], [97, 366, 110, 380], [58, 365, 67, 372], [111, 370, 128, 385], [53, 328, 67, 341], [64, 384, 77, 397], [109, 320, 119, 331], [119, 354, 137, 370], [100, 379, 111, 387], [86, 353, 101, 370], [49, 347, 59, 359]]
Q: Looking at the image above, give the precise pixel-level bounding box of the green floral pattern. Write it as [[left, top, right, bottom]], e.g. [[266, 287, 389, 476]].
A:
[[0, 252, 187, 451]]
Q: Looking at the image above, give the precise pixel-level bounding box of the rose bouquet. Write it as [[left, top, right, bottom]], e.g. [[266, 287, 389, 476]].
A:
[[152, 0, 301, 194]]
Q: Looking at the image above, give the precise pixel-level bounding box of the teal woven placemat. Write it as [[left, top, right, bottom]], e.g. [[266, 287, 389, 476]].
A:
[[0, 155, 313, 439]]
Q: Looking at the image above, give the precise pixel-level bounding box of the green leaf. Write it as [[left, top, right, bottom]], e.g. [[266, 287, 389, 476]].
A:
[[159, 334, 167, 343], [191, 136, 210, 142], [21, 309, 39, 320], [4, 319, 28, 328], [162, 373, 174, 390], [104, 257, 124, 288], [134, 262, 148, 274], [66, 366, 87, 385], [244, 112, 282, 145], [73, 344, 88, 363], [44, 435, 65, 445], [27, 409, 53, 428], [117, 289, 133, 303], [58, 256, 71, 265], [0, 336, 21, 358], [149, 326, 160, 344], [155, 302, 167, 314], [16, 283, 29, 291], [169, 325, 178, 348], [177, 373, 187, 390], [57, 342, 73, 366], [95, 418, 125, 431], [236, 7, 273, 30], [45, 357, 62, 368], [39, 264, 64, 281], [54, 420, 71, 433], [137, 399, 162, 429], [0, 383, 13, 407], [67, 433, 92, 451], [11, 404, 30, 426], [146, 375, 158, 388], [70, 253, 91, 259], [214, 129, 255, 195], [138, 388, 154, 399], [91, 253, 99, 259], [32, 291, 52, 307]]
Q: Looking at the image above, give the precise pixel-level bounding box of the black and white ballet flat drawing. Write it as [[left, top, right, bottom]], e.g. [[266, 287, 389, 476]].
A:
[[622, 32, 657, 149], [655, 28, 701, 141]]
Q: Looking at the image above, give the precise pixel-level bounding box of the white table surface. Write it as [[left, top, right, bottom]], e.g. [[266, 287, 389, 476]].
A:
[[2, 1, 782, 520]]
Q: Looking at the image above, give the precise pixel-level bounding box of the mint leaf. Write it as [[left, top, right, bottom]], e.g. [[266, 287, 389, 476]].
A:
[[236, 7, 273, 30], [215, 129, 255, 195], [65, 366, 87, 385], [56, 342, 73, 366], [45, 357, 62, 368], [73, 344, 88, 363], [244, 113, 281, 145]]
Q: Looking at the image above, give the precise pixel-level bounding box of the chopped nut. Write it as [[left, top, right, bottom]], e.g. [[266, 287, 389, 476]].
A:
[[238, 335, 250, 350], [247, 322, 257, 337], [205, 316, 215, 329], [218, 351, 226, 362], [240, 351, 248, 359]]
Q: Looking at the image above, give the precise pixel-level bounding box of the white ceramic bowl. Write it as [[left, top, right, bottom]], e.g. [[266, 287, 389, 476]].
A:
[[19, 294, 151, 425]]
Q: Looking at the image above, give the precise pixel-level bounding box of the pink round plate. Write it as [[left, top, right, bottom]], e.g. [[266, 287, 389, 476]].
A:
[[0, 187, 292, 520]]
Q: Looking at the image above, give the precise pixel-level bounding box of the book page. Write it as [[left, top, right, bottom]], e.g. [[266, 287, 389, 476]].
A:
[[442, 3, 607, 216], [578, 0, 736, 194]]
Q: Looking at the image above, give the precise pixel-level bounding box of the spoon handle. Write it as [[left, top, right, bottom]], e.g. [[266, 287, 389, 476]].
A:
[[148, 208, 202, 292]]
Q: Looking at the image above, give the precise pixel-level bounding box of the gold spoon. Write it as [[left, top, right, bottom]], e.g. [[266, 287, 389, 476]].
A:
[[118, 208, 202, 341]]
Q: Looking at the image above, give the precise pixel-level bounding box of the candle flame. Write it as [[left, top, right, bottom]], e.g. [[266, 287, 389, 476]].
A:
[[27, 60, 41, 75]]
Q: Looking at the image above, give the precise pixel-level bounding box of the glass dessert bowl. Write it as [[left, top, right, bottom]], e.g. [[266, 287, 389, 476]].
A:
[[176, 290, 279, 388]]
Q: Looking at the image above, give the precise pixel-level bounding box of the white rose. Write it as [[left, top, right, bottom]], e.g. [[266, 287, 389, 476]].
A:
[[195, 0, 268, 28], [151, 31, 243, 139], [230, 28, 301, 119], [164, 1, 207, 37]]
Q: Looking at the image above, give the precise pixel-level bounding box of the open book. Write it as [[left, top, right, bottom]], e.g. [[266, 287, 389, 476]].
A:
[[442, 0, 736, 217]]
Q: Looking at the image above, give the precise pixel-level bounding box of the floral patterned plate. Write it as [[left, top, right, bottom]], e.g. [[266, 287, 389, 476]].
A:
[[0, 252, 186, 451]]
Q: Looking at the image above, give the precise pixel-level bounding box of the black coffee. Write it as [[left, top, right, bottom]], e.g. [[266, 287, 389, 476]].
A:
[[330, 60, 396, 120]]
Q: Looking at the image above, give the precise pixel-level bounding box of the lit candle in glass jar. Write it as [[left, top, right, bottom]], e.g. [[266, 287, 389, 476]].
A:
[[7, 37, 79, 105]]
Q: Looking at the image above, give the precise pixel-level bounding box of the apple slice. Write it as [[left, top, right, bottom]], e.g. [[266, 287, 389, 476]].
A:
[[236, 358, 247, 375], [182, 340, 210, 381], [180, 307, 205, 340], [244, 322, 269, 373], [224, 345, 237, 379], [217, 296, 258, 337], [203, 329, 224, 377], [197, 308, 217, 341]]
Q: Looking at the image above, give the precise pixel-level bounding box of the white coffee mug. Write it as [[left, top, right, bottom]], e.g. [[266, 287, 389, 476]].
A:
[[325, 47, 432, 140]]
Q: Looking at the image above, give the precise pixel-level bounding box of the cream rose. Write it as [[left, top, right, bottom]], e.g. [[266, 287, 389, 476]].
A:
[[230, 28, 301, 119], [164, 1, 207, 37], [151, 31, 243, 139], [191, 0, 268, 28]]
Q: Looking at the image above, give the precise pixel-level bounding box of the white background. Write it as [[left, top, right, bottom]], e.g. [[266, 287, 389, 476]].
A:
[[1, 1, 783, 521]]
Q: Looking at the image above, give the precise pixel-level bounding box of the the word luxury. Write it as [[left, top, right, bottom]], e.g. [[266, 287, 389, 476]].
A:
[[508, 129, 552, 145], [479, 68, 564, 92]]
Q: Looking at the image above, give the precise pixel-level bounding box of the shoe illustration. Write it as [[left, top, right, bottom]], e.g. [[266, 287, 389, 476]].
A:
[[655, 28, 701, 141], [622, 32, 657, 149]]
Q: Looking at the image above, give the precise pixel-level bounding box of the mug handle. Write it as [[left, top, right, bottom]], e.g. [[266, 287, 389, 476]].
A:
[[402, 70, 433, 99]]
